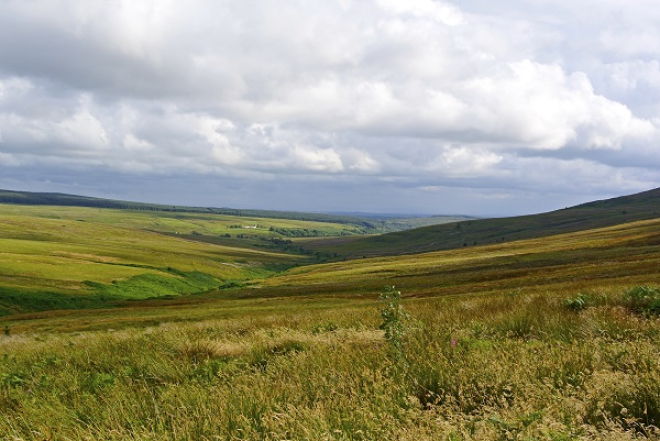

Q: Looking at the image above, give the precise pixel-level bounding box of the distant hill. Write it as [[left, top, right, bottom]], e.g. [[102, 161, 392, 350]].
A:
[[0, 189, 468, 233], [0, 189, 379, 226], [302, 187, 660, 258]]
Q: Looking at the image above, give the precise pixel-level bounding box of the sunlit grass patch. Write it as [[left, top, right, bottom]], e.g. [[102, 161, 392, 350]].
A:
[[0, 207, 311, 313]]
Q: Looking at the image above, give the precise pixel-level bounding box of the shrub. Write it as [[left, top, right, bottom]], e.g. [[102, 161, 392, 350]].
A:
[[311, 321, 339, 334], [564, 293, 590, 311], [625, 286, 660, 315]]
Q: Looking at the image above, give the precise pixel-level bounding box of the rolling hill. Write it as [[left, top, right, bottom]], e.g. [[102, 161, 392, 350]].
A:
[[250, 216, 660, 299], [2, 188, 660, 439], [0, 199, 464, 315], [300, 187, 660, 258], [0, 205, 307, 316], [0, 188, 374, 226], [0, 189, 471, 233], [2, 186, 660, 316]]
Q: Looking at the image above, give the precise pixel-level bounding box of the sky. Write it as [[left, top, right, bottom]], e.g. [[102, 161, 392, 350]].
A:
[[1, 0, 660, 216]]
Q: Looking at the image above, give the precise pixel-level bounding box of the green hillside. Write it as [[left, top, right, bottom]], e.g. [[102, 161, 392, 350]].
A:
[[252, 216, 660, 299], [3, 187, 660, 316], [2, 210, 660, 440], [0, 200, 475, 315], [0, 189, 376, 228], [0, 204, 353, 315], [301, 187, 660, 258], [0, 189, 469, 233]]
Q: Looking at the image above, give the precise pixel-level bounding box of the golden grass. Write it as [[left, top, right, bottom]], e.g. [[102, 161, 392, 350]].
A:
[[0, 288, 659, 440], [256, 218, 660, 299], [1, 208, 660, 439]]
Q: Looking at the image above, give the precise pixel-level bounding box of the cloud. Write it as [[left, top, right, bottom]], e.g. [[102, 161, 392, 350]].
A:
[[375, 0, 464, 25], [430, 146, 503, 177], [0, 0, 659, 215], [123, 134, 155, 152]]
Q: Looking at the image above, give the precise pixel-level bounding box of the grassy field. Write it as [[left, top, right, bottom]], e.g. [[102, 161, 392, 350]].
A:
[[1, 209, 660, 439], [0, 286, 658, 440], [0, 204, 368, 239]]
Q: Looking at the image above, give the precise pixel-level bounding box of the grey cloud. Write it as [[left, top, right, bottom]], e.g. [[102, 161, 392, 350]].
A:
[[1, 0, 660, 215]]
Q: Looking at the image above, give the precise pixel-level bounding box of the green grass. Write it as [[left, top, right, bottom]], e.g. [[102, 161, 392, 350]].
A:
[[0, 188, 478, 233], [0, 204, 315, 314], [0, 288, 658, 440], [1, 196, 660, 439], [0, 203, 367, 240], [0, 202, 479, 314], [0, 188, 378, 227]]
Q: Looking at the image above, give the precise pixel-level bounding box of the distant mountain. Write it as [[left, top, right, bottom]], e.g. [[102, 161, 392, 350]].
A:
[[303, 187, 660, 258]]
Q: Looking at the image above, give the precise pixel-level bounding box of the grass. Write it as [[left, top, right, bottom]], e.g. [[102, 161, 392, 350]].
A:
[[0, 288, 658, 440], [0, 202, 480, 314], [625, 285, 660, 315], [0, 187, 479, 234], [254, 218, 660, 300], [0, 203, 367, 242], [1, 200, 660, 439], [0, 204, 340, 314]]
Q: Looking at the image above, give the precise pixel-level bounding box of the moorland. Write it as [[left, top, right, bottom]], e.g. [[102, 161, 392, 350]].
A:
[[0, 188, 659, 440]]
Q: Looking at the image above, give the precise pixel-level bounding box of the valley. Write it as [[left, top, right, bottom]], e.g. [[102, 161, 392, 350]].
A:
[[0, 189, 659, 440]]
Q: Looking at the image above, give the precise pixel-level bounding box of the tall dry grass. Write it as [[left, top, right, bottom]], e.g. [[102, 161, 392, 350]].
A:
[[0, 287, 658, 440]]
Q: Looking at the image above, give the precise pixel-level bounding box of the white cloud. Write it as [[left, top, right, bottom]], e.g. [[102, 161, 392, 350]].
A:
[[123, 134, 154, 152], [56, 106, 109, 151], [292, 146, 344, 173], [344, 149, 379, 173], [0, 93, 109, 154], [604, 60, 660, 94], [429, 146, 503, 177], [375, 0, 463, 25], [193, 116, 243, 166], [1, 0, 660, 214], [0, 77, 33, 99], [0, 152, 19, 166]]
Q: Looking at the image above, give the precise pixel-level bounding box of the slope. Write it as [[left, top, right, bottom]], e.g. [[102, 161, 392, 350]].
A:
[[0, 205, 303, 315], [0, 188, 477, 233], [300, 187, 660, 258], [0, 189, 376, 229], [254, 216, 660, 299], [2, 220, 660, 441]]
